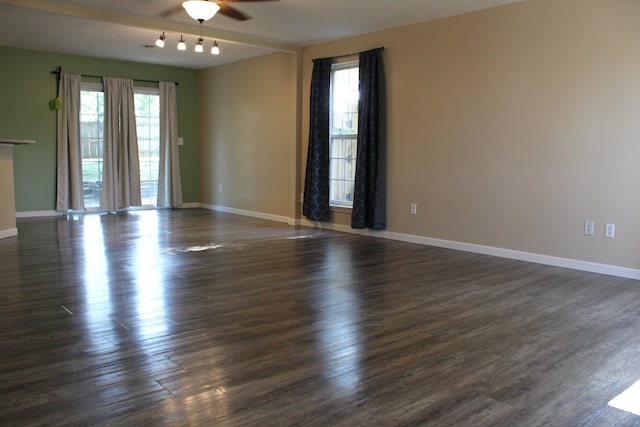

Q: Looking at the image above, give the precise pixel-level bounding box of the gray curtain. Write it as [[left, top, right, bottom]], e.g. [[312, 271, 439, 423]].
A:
[[303, 57, 332, 221], [100, 77, 141, 211], [56, 73, 84, 211], [351, 48, 386, 230], [157, 82, 183, 208]]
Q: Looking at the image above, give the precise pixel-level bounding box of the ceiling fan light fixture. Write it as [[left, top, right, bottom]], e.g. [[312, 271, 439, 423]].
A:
[[177, 35, 187, 51], [182, 0, 220, 22], [211, 40, 220, 55], [155, 32, 166, 48], [195, 37, 204, 53]]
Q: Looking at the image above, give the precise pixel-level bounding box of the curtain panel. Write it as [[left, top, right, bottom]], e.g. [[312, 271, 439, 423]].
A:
[[55, 73, 84, 211], [351, 48, 386, 230], [157, 82, 183, 208], [302, 57, 333, 221], [101, 77, 142, 211]]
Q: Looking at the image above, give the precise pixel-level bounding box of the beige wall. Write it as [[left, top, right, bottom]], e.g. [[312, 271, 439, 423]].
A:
[[300, 0, 640, 269], [0, 146, 17, 235], [198, 0, 640, 271], [199, 52, 298, 217]]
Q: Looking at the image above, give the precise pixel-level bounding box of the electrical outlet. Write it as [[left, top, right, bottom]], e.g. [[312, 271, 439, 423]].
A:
[[218, 184, 223, 193], [584, 220, 594, 236], [410, 203, 417, 215], [605, 223, 615, 238]]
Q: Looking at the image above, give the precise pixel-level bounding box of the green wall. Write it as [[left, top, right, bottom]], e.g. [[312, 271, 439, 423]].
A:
[[0, 45, 199, 211]]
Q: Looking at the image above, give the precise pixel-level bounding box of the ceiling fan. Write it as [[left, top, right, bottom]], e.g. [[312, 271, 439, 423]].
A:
[[162, 0, 278, 22]]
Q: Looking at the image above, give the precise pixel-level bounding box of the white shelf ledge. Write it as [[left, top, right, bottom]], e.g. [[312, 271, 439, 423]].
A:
[[0, 139, 36, 146]]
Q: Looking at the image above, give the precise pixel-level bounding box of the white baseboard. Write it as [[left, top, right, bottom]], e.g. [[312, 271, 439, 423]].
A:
[[200, 203, 292, 225], [180, 202, 200, 209], [288, 218, 304, 226], [300, 219, 640, 281], [18, 204, 639, 280], [16, 210, 62, 218], [0, 228, 18, 239], [16, 204, 200, 218]]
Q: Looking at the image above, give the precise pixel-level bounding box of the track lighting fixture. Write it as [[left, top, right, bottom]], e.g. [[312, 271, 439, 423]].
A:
[[155, 32, 166, 48], [152, 32, 221, 55], [211, 40, 220, 55]]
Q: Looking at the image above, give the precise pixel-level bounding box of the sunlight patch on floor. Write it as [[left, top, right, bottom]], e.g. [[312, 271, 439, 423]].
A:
[[609, 379, 640, 416], [162, 243, 225, 255]]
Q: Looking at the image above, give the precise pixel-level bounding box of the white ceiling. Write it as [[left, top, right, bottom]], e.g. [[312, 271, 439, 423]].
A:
[[0, 0, 524, 69]]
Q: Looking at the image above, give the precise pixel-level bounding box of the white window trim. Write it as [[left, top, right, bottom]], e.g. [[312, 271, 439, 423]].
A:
[[81, 81, 160, 95], [81, 82, 103, 92], [79, 82, 161, 209], [329, 60, 359, 209], [135, 86, 160, 96]]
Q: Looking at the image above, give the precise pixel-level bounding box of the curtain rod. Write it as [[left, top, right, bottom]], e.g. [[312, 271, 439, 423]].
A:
[[51, 68, 178, 86], [313, 46, 384, 62]]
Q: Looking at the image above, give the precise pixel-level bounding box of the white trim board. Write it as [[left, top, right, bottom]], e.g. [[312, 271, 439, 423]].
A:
[[18, 204, 640, 281], [16, 210, 62, 218], [299, 219, 640, 281], [0, 228, 18, 239], [16, 204, 200, 219], [180, 202, 200, 209], [200, 204, 296, 225], [203, 204, 640, 280]]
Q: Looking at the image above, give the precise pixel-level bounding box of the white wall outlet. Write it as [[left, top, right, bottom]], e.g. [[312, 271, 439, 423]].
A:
[[584, 220, 594, 236], [605, 223, 615, 238], [410, 203, 417, 215], [218, 184, 223, 193], [178, 137, 184, 146]]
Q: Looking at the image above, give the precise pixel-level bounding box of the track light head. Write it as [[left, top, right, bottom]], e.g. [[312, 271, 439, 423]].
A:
[[155, 32, 166, 48], [211, 40, 220, 55], [177, 35, 186, 51]]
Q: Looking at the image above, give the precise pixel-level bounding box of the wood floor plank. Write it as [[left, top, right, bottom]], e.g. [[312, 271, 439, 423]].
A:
[[2, 209, 640, 425]]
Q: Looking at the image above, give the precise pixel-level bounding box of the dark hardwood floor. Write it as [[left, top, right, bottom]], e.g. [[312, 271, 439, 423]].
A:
[[1, 209, 640, 426]]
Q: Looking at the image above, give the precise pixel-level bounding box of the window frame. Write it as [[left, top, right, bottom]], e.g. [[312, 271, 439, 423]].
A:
[[79, 83, 105, 210], [79, 82, 161, 209], [133, 87, 161, 206], [329, 60, 359, 209]]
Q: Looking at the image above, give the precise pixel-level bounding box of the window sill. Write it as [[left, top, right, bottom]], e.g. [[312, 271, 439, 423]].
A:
[[330, 205, 352, 214]]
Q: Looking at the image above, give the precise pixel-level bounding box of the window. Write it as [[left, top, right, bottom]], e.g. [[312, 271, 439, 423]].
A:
[[330, 61, 359, 207], [134, 89, 161, 206], [80, 86, 104, 208], [79, 84, 160, 208]]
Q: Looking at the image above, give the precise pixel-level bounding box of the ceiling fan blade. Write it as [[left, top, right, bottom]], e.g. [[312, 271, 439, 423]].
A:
[[222, 0, 279, 2], [216, 2, 251, 21], [159, 4, 184, 18]]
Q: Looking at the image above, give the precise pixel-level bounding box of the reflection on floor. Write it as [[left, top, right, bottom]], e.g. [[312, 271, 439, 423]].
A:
[[1, 208, 640, 425]]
